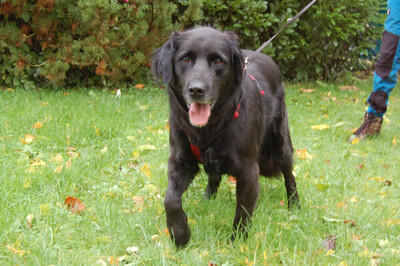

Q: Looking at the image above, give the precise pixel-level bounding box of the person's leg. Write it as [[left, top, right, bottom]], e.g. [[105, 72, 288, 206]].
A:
[[367, 31, 400, 117], [348, 31, 400, 141]]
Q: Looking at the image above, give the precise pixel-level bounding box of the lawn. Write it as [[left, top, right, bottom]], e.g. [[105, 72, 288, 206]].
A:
[[1, 76, 399, 265]]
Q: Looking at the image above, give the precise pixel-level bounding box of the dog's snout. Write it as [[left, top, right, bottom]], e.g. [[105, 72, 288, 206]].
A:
[[187, 81, 206, 100]]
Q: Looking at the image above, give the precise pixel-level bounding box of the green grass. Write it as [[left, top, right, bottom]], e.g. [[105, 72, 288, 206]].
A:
[[0, 77, 399, 265]]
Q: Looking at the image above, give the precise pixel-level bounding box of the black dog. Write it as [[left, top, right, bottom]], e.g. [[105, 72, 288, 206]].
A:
[[152, 27, 299, 247]]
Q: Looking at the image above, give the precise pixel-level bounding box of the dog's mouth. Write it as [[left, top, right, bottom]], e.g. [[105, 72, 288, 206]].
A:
[[188, 102, 214, 127]]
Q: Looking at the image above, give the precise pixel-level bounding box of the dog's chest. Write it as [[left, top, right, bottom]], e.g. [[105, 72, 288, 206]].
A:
[[202, 146, 230, 175]]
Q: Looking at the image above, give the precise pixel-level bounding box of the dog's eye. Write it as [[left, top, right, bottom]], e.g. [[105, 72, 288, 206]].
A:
[[213, 58, 224, 65], [181, 56, 191, 63]]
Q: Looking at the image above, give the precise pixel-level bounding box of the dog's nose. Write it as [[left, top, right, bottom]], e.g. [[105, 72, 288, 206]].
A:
[[187, 81, 206, 99], [188, 86, 204, 98]]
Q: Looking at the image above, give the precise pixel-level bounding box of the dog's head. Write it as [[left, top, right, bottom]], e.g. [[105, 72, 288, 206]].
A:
[[152, 27, 244, 127]]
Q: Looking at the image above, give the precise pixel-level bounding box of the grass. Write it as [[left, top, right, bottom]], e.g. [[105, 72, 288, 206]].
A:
[[0, 77, 399, 265]]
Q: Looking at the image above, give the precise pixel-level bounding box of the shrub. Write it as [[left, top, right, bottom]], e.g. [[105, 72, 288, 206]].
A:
[[175, 0, 384, 81], [0, 0, 176, 88]]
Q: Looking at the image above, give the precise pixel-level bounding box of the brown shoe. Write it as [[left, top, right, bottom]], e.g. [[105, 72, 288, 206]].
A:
[[348, 113, 383, 142]]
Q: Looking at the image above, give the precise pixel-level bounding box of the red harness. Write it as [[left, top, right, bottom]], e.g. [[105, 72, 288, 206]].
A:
[[187, 74, 264, 163]]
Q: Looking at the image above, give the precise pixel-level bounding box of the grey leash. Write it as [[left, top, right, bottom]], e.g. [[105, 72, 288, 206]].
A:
[[245, 0, 318, 66]]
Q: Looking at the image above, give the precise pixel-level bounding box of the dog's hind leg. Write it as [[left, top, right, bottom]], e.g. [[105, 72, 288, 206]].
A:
[[204, 174, 222, 199], [280, 159, 300, 209]]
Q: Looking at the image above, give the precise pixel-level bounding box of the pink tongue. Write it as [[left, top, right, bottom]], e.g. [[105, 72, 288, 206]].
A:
[[189, 103, 211, 126]]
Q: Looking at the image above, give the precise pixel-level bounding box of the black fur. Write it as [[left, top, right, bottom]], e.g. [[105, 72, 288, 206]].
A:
[[152, 27, 299, 247]]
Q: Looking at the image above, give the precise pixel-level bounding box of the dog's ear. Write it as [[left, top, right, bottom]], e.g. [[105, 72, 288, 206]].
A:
[[151, 32, 180, 87], [225, 31, 244, 85]]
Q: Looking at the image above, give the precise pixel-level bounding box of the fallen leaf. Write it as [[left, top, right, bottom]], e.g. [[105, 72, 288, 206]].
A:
[[54, 165, 63, 173], [132, 195, 144, 205], [163, 228, 170, 236], [296, 148, 314, 160], [32, 122, 42, 129], [126, 246, 139, 254], [64, 196, 85, 214], [299, 88, 315, 93], [41, 102, 49, 106], [393, 138, 397, 146], [339, 85, 359, 92], [352, 235, 361, 241], [138, 144, 157, 151], [50, 154, 64, 163], [6, 245, 26, 256], [100, 146, 108, 154], [351, 138, 360, 145], [344, 220, 357, 227], [322, 235, 337, 251], [141, 163, 152, 178], [311, 124, 330, 130], [228, 175, 237, 184], [135, 84, 144, 89], [26, 214, 35, 228], [279, 199, 285, 206], [21, 134, 35, 145], [357, 164, 364, 170]]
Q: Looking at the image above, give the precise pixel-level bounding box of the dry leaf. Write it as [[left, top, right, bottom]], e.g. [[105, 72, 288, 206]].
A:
[[32, 122, 42, 129], [344, 220, 357, 227], [311, 124, 330, 130], [126, 246, 139, 254], [322, 235, 337, 251], [228, 175, 237, 184], [299, 88, 315, 93], [135, 84, 144, 89], [339, 85, 359, 92], [6, 245, 26, 256], [351, 138, 360, 145], [50, 154, 64, 163], [132, 195, 144, 205], [296, 148, 314, 160], [26, 214, 35, 228], [64, 196, 85, 214], [54, 165, 63, 173], [100, 146, 108, 154], [21, 134, 35, 145]]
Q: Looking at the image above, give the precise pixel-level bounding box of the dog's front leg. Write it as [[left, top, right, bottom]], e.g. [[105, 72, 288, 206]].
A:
[[204, 174, 221, 199], [232, 163, 260, 240], [164, 159, 197, 247]]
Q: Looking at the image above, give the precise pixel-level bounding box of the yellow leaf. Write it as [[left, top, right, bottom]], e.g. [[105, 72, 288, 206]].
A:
[[296, 148, 314, 160], [54, 165, 63, 173], [21, 134, 35, 144], [138, 144, 157, 151], [32, 122, 42, 129], [370, 176, 384, 182], [50, 154, 63, 163], [132, 150, 139, 157], [325, 249, 335, 256], [141, 163, 152, 178], [311, 124, 330, 130], [31, 160, 47, 167], [6, 88, 15, 92], [126, 136, 135, 141], [299, 88, 315, 93], [351, 138, 360, 145], [393, 138, 397, 146], [6, 245, 26, 256], [100, 146, 108, 154], [40, 102, 49, 106]]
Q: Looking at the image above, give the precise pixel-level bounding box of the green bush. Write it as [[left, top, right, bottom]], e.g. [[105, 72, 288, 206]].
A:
[[175, 0, 384, 81], [0, 0, 176, 88]]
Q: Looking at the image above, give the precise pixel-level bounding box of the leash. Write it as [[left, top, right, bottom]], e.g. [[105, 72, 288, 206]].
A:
[[245, 0, 318, 66]]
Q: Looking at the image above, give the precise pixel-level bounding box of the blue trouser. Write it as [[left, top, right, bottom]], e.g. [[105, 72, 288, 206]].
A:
[[367, 31, 400, 118]]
